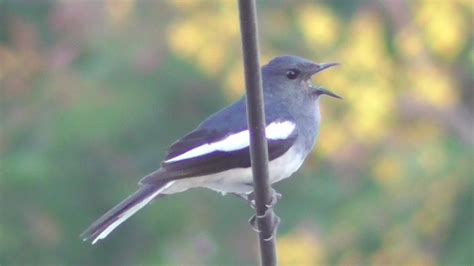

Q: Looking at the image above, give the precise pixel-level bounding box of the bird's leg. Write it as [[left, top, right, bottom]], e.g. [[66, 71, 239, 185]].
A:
[[231, 192, 256, 209], [247, 188, 282, 241]]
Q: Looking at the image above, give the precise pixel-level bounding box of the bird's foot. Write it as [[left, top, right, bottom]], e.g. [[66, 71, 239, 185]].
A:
[[247, 188, 282, 241], [265, 189, 282, 208], [248, 212, 281, 241], [232, 188, 282, 210]]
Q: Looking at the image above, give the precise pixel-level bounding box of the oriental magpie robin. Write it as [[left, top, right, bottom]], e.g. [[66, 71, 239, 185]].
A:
[[80, 55, 340, 244]]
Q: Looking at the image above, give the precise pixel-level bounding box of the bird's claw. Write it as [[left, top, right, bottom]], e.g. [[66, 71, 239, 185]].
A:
[[248, 189, 282, 240], [265, 190, 282, 208], [249, 199, 256, 210], [232, 189, 281, 210], [256, 203, 274, 219], [263, 215, 280, 242], [248, 212, 281, 241], [248, 215, 260, 232], [234, 189, 282, 240]]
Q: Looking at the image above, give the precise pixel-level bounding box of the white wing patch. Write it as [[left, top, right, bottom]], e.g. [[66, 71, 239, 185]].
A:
[[165, 121, 296, 163]]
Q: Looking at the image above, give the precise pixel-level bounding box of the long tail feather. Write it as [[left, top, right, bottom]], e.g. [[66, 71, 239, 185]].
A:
[[80, 181, 174, 244]]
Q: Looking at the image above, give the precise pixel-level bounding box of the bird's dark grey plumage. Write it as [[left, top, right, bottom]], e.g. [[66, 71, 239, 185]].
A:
[[80, 55, 340, 244]]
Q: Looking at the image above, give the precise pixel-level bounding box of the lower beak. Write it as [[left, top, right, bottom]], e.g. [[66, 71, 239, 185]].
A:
[[315, 87, 342, 99], [310, 62, 339, 75]]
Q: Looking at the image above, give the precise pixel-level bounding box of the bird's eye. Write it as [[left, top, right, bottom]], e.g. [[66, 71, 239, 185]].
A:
[[286, 69, 300, 80]]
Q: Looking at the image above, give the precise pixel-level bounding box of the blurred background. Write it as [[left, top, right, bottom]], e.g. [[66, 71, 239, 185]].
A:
[[1, 0, 472, 265]]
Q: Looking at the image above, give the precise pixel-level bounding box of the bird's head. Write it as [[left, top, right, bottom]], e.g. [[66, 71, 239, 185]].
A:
[[262, 55, 341, 100]]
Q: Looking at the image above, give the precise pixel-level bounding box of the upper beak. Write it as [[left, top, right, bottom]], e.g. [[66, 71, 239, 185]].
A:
[[309, 62, 339, 75], [315, 87, 342, 99]]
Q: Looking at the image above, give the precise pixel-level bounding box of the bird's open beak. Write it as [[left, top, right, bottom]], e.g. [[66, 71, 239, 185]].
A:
[[309, 62, 341, 99], [309, 62, 339, 75], [315, 87, 342, 99]]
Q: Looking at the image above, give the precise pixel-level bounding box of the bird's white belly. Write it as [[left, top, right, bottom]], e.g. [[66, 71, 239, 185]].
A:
[[162, 146, 305, 195]]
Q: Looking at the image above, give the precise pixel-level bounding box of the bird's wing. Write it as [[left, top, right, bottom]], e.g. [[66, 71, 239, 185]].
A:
[[139, 99, 298, 185], [139, 121, 298, 185]]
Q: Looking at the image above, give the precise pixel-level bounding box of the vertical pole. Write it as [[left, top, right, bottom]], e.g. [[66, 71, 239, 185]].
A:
[[237, 0, 277, 265]]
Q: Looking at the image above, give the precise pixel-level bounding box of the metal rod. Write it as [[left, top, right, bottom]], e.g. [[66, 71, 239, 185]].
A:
[[237, 0, 277, 265]]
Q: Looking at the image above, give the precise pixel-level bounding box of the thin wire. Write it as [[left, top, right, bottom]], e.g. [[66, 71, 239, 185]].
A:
[[237, 0, 278, 265]]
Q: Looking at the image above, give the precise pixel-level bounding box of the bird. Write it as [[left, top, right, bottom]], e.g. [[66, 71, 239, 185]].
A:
[[80, 55, 341, 244]]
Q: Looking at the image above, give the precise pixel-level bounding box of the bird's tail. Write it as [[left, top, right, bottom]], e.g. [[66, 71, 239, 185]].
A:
[[80, 181, 174, 244]]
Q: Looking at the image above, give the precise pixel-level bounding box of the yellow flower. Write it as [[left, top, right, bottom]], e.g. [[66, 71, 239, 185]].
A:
[[297, 4, 340, 50], [168, 21, 205, 57], [415, 1, 468, 61], [278, 229, 326, 266], [166, 2, 239, 77], [195, 41, 226, 76], [395, 27, 425, 60], [348, 81, 394, 142], [342, 11, 391, 74], [408, 65, 458, 108]]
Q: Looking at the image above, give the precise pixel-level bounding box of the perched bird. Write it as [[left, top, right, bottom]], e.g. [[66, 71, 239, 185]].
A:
[[80, 55, 341, 244]]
